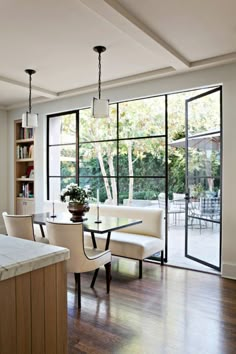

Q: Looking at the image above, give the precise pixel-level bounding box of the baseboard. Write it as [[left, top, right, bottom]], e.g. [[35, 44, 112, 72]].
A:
[[221, 263, 236, 280]]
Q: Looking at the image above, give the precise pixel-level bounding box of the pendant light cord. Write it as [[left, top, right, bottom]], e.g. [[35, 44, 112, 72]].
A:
[[98, 51, 101, 99], [29, 73, 32, 113]]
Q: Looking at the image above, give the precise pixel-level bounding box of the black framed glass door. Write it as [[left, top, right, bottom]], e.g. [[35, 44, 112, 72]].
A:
[[185, 87, 222, 271]]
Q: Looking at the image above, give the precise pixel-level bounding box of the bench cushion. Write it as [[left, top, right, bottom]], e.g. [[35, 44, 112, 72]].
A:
[[84, 231, 164, 260]]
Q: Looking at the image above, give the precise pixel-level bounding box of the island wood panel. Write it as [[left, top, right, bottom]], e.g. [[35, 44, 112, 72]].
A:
[[16, 272, 31, 354], [56, 261, 68, 354], [0, 277, 17, 354], [0, 261, 67, 354], [45, 264, 57, 354], [31, 268, 45, 354]]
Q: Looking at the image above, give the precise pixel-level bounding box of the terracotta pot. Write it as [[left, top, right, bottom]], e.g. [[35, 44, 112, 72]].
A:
[[67, 202, 90, 222]]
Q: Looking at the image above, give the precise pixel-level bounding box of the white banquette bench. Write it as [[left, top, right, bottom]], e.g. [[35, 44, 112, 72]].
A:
[[85, 204, 164, 278], [41, 202, 164, 278]]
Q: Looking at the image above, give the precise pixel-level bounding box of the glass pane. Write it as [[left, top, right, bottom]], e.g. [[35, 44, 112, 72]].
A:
[[188, 145, 221, 180], [79, 105, 117, 142], [49, 177, 76, 200], [49, 145, 76, 176], [168, 88, 212, 141], [186, 224, 220, 267], [79, 177, 116, 204], [118, 177, 164, 206], [79, 141, 117, 177], [188, 91, 220, 136], [49, 113, 76, 145], [188, 176, 220, 199], [119, 96, 165, 138], [119, 138, 165, 176]]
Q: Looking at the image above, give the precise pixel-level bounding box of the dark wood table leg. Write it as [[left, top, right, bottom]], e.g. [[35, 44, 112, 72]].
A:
[[39, 224, 45, 238], [91, 232, 97, 248], [105, 231, 111, 250], [90, 232, 98, 288], [90, 231, 111, 288]]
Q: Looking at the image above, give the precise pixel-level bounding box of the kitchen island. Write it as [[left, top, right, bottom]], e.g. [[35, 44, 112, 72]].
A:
[[0, 234, 70, 354]]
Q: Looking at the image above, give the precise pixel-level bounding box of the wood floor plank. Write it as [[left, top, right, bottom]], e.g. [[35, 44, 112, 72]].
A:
[[66, 258, 236, 354]]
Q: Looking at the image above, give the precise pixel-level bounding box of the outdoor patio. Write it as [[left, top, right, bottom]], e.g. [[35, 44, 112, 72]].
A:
[[167, 216, 220, 274]]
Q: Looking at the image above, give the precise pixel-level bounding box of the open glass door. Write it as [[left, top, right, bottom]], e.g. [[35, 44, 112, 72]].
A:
[[185, 87, 222, 271]]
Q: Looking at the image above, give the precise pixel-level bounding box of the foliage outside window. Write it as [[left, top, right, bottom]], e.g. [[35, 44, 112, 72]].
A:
[[47, 87, 221, 204]]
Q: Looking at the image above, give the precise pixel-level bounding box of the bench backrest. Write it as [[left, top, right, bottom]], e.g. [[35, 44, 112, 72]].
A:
[[88, 204, 164, 239]]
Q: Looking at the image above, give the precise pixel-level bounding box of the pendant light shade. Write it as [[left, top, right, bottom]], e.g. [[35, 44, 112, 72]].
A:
[[22, 69, 38, 128], [92, 46, 109, 118]]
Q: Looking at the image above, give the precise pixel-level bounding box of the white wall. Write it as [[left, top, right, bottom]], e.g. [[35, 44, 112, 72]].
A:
[[0, 110, 8, 233], [6, 62, 236, 279]]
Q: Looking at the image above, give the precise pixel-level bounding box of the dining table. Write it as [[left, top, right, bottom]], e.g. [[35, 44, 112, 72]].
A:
[[33, 212, 142, 250]]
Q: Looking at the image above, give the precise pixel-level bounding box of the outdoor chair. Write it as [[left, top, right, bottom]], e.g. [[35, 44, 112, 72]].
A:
[[158, 193, 185, 225], [189, 197, 220, 231], [2, 212, 49, 243], [46, 220, 112, 309]]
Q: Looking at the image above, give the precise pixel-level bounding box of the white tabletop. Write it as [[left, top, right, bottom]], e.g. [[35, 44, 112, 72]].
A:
[[0, 234, 70, 281]]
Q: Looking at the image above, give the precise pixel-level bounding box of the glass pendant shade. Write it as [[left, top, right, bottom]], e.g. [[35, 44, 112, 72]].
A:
[[22, 112, 38, 128], [92, 97, 109, 118], [22, 69, 38, 128]]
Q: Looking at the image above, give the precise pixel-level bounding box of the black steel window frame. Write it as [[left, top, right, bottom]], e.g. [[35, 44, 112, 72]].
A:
[[47, 96, 168, 199], [47, 85, 222, 265]]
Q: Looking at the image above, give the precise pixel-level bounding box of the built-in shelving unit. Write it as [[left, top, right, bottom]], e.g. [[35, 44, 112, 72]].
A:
[[15, 120, 35, 214]]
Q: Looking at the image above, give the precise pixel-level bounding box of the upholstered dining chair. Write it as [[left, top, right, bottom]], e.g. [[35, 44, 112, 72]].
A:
[[2, 212, 49, 243], [46, 220, 112, 309]]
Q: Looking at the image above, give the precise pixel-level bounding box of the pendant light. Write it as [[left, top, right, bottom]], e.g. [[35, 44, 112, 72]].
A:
[[92, 46, 109, 118], [22, 69, 38, 128]]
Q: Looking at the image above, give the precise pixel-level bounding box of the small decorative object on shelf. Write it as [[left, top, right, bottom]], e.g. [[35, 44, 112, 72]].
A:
[[61, 183, 91, 222]]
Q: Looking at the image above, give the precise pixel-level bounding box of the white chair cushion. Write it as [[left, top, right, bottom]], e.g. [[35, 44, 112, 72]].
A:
[[85, 247, 111, 263]]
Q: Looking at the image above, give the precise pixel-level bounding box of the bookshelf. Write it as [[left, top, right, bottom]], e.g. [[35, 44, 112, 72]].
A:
[[15, 120, 35, 214]]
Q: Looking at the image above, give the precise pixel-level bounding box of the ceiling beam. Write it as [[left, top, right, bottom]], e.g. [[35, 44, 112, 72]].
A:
[[80, 0, 189, 70], [190, 52, 236, 69], [58, 66, 175, 98], [0, 75, 57, 99]]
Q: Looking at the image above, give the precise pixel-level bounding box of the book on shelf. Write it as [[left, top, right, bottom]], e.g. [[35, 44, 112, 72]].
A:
[[26, 166, 34, 178], [16, 145, 30, 159], [19, 127, 34, 140], [22, 183, 33, 198], [29, 144, 34, 158]]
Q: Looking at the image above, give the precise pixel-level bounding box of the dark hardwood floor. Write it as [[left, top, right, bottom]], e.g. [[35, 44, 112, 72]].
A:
[[67, 258, 236, 354]]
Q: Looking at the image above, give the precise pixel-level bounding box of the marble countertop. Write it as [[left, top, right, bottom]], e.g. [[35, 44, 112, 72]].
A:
[[0, 234, 70, 281]]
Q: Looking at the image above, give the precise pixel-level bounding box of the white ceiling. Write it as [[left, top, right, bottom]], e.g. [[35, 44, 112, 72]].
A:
[[1, 0, 236, 109]]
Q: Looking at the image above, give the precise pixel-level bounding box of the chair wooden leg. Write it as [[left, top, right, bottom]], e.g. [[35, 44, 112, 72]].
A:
[[90, 268, 99, 288], [104, 262, 111, 294], [74, 273, 81, 309], [139, 260, 142, 279]]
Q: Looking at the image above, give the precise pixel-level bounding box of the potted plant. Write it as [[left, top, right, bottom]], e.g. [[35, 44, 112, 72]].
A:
[[192, 183, 204, 200], [61, 183, 91, 222]]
